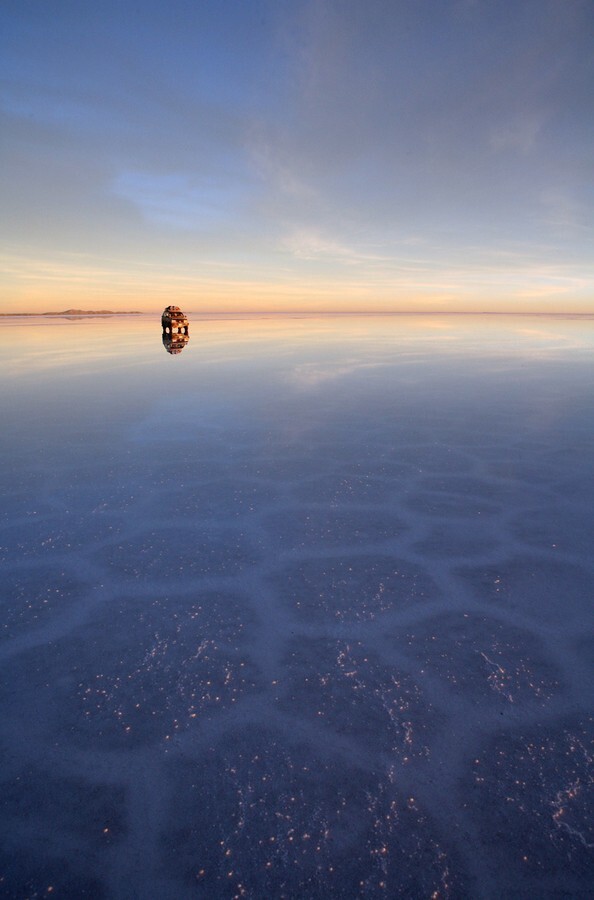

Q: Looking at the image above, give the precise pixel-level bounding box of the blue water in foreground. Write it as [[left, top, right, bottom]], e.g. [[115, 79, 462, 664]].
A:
[[1, 314, 593, 898]]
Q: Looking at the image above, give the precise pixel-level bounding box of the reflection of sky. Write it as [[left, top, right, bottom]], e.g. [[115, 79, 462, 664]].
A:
[[3, 312, 594, 384], [2, 314, 594, 489], [1, 1, 593, 313]]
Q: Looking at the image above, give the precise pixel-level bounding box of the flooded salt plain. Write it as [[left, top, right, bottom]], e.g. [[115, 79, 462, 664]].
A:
[[0, 313, 593, 898]]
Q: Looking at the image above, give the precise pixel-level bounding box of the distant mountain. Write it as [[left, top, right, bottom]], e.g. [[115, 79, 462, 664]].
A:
[[0, 309, 143, 317], [42, 309, 143, 316]]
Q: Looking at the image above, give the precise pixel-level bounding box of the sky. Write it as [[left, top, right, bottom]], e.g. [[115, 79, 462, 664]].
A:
[[1, 0, 593, 314]]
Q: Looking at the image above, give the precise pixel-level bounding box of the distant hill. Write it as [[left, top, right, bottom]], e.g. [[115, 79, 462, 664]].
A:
[[0, 309, 143, 317], [42, 309, 143, 316]]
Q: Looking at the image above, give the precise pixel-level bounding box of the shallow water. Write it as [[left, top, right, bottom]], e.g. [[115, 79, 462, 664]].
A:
[[1, 313, 593, 898]]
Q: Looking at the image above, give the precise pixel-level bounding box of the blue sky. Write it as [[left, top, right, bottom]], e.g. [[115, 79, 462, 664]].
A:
[[1, 0, 593, 312]]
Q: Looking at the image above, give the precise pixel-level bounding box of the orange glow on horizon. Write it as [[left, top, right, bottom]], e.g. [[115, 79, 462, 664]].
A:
[[1, 249, 592, 316]]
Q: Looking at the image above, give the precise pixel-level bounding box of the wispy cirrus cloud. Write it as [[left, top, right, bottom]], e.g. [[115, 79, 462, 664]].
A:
[[489, 113, 548, 154], [280, 229, 374, 263]]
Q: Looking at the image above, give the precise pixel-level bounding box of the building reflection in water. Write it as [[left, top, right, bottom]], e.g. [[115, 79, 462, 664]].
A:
[[161, 305, 190, 355]]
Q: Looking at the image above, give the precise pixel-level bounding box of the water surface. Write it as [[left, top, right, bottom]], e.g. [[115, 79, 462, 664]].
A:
[[1, 314, 593, 898]]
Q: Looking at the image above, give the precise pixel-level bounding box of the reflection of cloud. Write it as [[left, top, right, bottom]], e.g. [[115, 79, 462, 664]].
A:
[[516, 327, 572, 341], [290, 360, 384, 388]]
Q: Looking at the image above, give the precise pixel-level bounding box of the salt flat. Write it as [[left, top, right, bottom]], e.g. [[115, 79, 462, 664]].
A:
[[0, 314, 592, 898]]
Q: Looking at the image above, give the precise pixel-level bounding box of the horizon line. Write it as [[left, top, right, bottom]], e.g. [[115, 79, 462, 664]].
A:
[[2, 309, 594, 318]]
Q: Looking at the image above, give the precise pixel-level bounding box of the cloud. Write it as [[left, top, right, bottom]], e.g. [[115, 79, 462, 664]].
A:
[[245, 126, 317, 201], [2, 0, 593, 312], [537, 188, 593, 234], [281, 228, 364, 262], [489, 114, 547, 154]]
